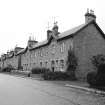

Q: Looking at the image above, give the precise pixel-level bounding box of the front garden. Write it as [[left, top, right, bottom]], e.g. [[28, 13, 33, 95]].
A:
[[31, 49, 78, 81]]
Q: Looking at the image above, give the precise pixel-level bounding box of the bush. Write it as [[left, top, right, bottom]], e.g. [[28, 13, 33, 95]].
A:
[[31, 67, 50, 74], [42, 71, 77, 80], [91, 54, 105, 69], [66, 49, 78, 80], [87, 71, 97, 86], [87, 55, 105, 87], [96, 64, 105, 86], [31, 67, 41, 74], [2, 65, 14, 72], [66, 49, 78, 71]]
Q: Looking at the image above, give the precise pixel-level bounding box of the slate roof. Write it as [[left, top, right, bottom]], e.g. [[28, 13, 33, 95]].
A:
[[32, 40, 48, 49], [7, 52, 14, 58], [16, 47, 28, 55], [14, 20, 105, 54], [29, 23, 88, 50], [58, 24, 85, 39]]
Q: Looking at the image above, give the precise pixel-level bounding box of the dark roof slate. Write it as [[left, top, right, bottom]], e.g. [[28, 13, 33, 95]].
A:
[[18, 20, 105, 53], [16, 47, 28, 55], [58, 24, 85, 39]]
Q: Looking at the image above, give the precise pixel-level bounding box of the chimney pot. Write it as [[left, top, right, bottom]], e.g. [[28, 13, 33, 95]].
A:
[[85, 9, 96, 23]]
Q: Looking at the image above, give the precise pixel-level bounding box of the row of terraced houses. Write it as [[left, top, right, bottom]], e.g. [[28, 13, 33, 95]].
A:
[[0, 10, 105, 81]]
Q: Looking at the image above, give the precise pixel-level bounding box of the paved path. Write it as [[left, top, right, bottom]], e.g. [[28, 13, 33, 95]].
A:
[[0, 73, 105, 105]]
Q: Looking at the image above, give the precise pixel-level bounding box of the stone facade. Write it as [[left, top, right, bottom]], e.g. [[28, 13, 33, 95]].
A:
[[74, 23, 105, 80], [1, 10, 105, 81]]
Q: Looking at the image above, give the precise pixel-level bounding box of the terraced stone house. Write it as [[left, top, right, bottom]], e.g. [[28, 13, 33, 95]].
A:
[[1, 10, 105, 81]]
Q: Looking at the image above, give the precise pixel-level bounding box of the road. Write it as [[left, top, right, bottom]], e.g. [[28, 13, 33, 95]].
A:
[[0, 73, 104, 105]]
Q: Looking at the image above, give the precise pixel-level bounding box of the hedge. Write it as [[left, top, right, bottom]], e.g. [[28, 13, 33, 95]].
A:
[[2, 65, 14, 72], [42, 71, 77, 80], [31, 67, 50, 74]]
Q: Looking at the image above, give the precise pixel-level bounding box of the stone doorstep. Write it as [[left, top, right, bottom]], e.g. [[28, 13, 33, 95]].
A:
[[65, 84, 105, 96]]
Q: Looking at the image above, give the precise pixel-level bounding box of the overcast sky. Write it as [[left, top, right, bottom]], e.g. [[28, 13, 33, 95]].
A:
[[0, 0, 105, 55]]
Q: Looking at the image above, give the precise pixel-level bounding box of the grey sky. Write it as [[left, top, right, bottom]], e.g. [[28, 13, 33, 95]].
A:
[[0, 0, 105, 55]]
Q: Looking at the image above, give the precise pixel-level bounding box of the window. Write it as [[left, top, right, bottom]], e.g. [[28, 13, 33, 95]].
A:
[[51, 60, 55, 65], [45, 61, 48, 67], [51, 60, 55, 72], [31, 54, 33, 58], [40, 62, 42, 67], [40, 51, 43, 57], [51, 43, 56, 54], [60, 59, 64, 69], [38, 50, 40, 56], [38, 50, 42, 57], [34, 52, 36, 57], [56, 60, 58, 65], [70, 39, 73, 50], [46, 51, 48, 55], [60, 42, 65, 53]]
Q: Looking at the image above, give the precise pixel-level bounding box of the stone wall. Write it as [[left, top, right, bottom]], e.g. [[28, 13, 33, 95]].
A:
[[74, 23, 105, 80]]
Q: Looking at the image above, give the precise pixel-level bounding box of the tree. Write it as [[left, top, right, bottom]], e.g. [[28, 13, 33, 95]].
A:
[[66, 48, 78, 79], [91, 54, 105, 69]]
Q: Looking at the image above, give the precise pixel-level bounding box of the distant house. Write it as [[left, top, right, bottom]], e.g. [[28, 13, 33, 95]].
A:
[[1, 9, 105, 81]]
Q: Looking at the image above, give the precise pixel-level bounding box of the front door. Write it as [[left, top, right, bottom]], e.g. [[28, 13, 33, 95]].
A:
[[51, 60, 55, 72]]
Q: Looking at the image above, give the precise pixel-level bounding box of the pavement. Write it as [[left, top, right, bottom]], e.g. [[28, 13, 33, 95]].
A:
[[45, 80, 105, 96], [65, 83, 105, 96], [3, 71, 105, 96]]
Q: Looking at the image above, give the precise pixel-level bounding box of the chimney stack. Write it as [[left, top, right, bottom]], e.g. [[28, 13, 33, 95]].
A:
[[47, 30, 52, 40], [28, 36, 38, 48], [85, 9, 96, 23], [52, 21, 59, 36]]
